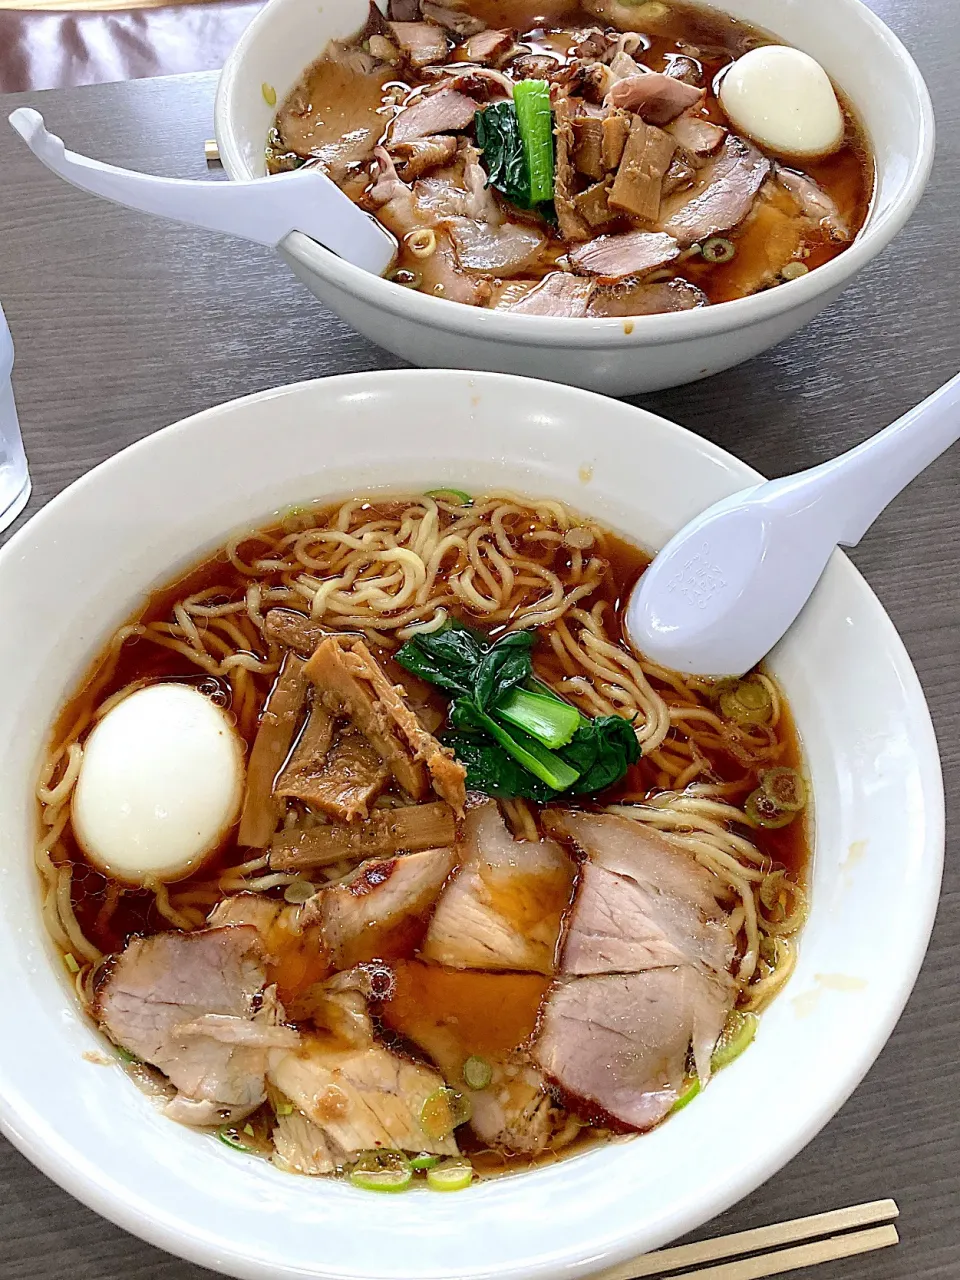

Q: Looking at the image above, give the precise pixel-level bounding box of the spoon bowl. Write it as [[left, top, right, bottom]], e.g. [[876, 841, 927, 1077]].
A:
[[626, 370, 960, 676]]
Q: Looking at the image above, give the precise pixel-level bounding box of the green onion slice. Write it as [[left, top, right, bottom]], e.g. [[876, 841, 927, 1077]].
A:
[[462, 1055, 493, 1091], [711, 1011, 759, 1072], [670, 1077, 701, 1113], [718, 678, 773, 726], [421, 1086, 472, 1140], [702, 236, 736, 263], [409, 1152, 442, 1171], [760, 767, 807, 812], [217, 1126, 257, 1153], [63, 952, 80, 974], [745, 786, 796, 829], [425, 488, 473, 506], [427, 1159, 474, 1191], [349, 1150, 413, 1192]]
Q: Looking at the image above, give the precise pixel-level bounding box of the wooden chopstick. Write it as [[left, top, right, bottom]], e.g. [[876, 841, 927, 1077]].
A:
[[673, 1225, 899, 1279], [596, 1200, 900, 1280]]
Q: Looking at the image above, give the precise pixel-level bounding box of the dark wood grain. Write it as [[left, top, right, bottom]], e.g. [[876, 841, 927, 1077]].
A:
[[0, 1, 957, 1274]]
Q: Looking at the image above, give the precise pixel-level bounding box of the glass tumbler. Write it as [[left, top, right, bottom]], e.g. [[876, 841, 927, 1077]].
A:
[[0, 302, 30, 534]]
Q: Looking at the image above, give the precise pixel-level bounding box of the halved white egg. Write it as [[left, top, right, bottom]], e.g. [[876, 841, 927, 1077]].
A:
[[719, 46, 845, 159], [72, 682, 245, 884]]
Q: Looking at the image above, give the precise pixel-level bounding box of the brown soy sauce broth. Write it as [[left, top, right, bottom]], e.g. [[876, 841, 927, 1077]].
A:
[[51, 497, 809, 969], [272, 0, 874, 307]]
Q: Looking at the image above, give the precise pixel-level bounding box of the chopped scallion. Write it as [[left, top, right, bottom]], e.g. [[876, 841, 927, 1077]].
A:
[[718, 678, 772, 726], [421, 1086, 472, 1140], [425, 488, 473, 506], [711, 1011, 759, 1071], [745, 786, 796, 829], [760, 767, 807, 812], [349, 1150, 413, 1192], [462, 1055, 493, 1091], [670, 1077, 701, 1113], [217, 1127, 256, 1153], [63, 952, 80, 974], [427, 1159, 474, 1192], [702, 236, 736, 264], [409, 1152, 442, 1171]]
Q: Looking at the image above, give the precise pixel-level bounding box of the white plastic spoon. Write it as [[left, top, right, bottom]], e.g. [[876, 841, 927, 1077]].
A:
[[625, 370, 960, 678], [7, 107, 396, 275]]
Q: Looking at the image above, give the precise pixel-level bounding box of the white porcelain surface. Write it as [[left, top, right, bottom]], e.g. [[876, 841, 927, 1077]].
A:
[[0, 371, 944, 1279], [215, 0, 935, 394]]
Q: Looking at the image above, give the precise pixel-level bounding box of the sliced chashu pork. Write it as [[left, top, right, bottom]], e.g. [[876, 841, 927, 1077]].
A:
[[422, 800, 574, 973], [368, 147, 490, 306], [269, 1036, 458, 1158], [306, 845, 457, 966], [95, 927, 297, 1119], [533, 967, 728, 1130], [660, 134, 771, 247], [605, 72, 703, 124], [505, 272, 595, 317], [776, 167, 851, 241], [392, 133, 459, 180], [548, 811, 736, 982], [383, 960, 575, 1155], [388, 20, 448, 67], [207, 895, 329, 1008], [532, 812, 737, 1130], [569, 229, 680, 281], [388, 86, 479, 144], [587, 278, 707, 317]]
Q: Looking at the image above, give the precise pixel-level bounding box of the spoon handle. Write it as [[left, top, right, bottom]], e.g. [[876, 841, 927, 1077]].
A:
[[821, 370, 960, 546], [8, 108, 396, 274]]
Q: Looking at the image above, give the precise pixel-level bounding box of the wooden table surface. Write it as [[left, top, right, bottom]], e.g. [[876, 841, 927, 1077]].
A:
[[0, 3, 957, 1276]]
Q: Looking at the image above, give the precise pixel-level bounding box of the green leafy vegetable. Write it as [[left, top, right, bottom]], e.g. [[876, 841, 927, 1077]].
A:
[[473, 630, 535, 709], [441, 729, 560, 802], [475, 101, 530, 207], [397, 620, 487, 698], [398, 621, 639, 800], [513, 79, 555, 204], [563, 715, 642, 794], [495, 686, 581, 748], [450, 700, 580, 791]]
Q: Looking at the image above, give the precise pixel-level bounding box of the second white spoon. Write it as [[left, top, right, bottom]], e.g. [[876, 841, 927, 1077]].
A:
[[625, 370, 960, 677], [8, 107, 397, 276]]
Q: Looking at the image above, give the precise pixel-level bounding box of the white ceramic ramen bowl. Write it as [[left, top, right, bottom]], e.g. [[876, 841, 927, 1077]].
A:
[[215, 0, 934, 395], [0, 371, 944, 1279]]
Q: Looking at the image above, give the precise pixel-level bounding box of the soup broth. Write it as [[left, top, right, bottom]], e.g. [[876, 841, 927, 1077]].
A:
[[38, 492, 809, 1188]]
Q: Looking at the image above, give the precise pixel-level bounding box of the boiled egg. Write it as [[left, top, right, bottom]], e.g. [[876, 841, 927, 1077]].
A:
[[719, 46, 845, 159], [72, 682, 245, 884]]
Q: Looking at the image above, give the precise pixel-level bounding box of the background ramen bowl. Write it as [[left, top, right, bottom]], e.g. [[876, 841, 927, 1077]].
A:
[[215, 0, 933, 395], [0, 371, 944, 1279]]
